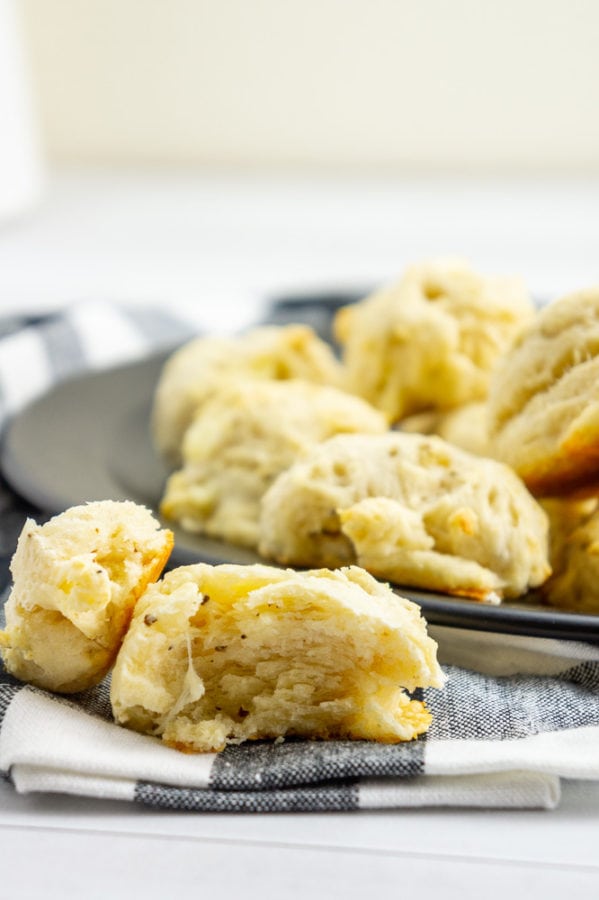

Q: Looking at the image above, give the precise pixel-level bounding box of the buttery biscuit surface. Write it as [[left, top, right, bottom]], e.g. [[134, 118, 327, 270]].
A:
[[541, 498, 599, 613], [160, 378, 387, 548], [152, 324, 344, 465], [334, 258, 534, 422], [259, 432, 550, 602], [488, 288, 599, 496], [399, 401, 491, 458]]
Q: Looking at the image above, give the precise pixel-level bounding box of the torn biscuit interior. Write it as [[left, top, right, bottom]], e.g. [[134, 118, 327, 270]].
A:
[[0, 501, 173, 693], [110, 563, 445, 752]]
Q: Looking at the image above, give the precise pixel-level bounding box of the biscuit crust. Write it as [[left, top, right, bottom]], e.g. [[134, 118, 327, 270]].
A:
[[541, 499, 599, 613], [334, 258, 533, 423], [258, 432, 550, 602], [152, 325, 344, 466], [399, 402, 491, 458], [160, 378, 387, 548], [488, 288, 599, 497]]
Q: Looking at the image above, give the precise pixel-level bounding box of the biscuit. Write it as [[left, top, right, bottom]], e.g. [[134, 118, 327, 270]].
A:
[[0, 501, 173, 693], [258, 432, 550, 601], [488, 288, 599, 496], [160, 378, 388, 548], [110, 563, 445, 752], [334, 258, 534, 422], [152, 325, 344, 466], [540, 498, 599, 612], [399, 402, 491, 457]]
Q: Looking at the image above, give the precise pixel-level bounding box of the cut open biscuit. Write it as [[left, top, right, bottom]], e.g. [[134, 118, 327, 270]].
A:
[[110, 563, 445, 752], [0, 501, 173, 693]]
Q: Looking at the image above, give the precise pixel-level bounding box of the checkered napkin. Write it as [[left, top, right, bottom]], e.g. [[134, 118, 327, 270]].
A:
[[1, 300, 599, 812]]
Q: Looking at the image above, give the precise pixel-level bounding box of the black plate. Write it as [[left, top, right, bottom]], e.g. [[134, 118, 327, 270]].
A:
[[3, 349, 599, 644]]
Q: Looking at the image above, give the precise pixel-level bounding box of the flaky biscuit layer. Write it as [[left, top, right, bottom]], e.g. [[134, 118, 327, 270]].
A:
[[111, 563, 444, 752], [0, 501, 173, 693]]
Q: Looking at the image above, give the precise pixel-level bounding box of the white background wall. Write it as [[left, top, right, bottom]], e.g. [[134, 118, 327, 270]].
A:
[[19, 0, 599, 170]]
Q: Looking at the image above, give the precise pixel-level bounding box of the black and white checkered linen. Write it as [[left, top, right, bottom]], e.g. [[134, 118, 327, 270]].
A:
[[1, 301, 599, 812]]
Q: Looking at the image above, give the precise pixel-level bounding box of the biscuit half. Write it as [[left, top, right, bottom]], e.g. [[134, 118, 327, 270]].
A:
[[0, 501, 173, 693], [110, 563, 445, 752]]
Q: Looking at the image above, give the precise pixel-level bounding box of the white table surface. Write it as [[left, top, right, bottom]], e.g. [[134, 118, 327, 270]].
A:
[[1, 168, 599, 326], [1, 168, 599, 898]]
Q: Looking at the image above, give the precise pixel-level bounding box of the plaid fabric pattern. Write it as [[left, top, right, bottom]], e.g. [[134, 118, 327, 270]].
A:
[[0, 301, 598, 811]]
